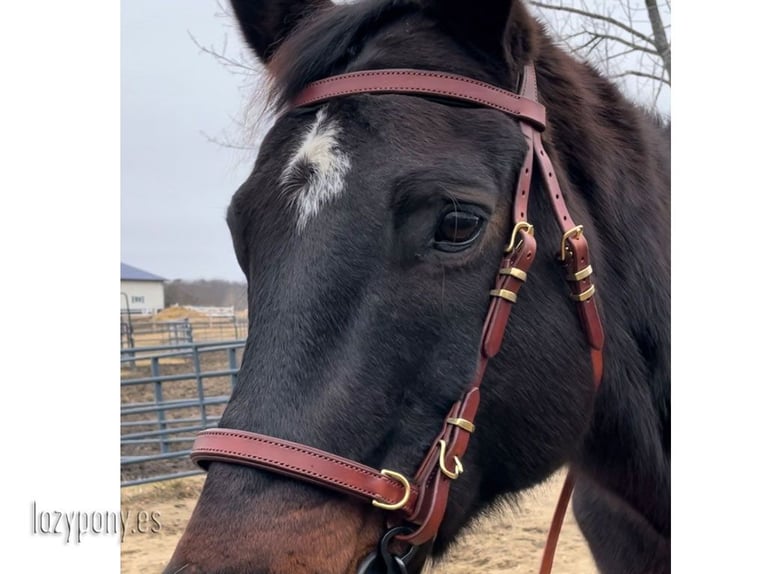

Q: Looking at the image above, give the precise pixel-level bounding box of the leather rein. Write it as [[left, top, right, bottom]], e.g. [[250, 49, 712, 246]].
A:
[[191, 65, 605, 574]]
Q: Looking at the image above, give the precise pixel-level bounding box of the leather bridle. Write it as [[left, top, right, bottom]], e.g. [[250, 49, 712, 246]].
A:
[[191, 65, 605, 574]]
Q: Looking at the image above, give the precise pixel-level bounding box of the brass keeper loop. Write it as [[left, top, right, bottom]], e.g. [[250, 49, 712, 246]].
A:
[[499, 267, 528, 282], [559, 225, 584, 261], [446, 417, 476, 433], [570, 284, 596, 302], [567, 265, 593, 282], [490, 289, 518, 303], [438, 440, 464, 480], [371, 469, 411, 511]]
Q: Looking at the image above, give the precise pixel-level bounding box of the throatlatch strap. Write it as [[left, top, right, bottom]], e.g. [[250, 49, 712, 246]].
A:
[[538, 471, 576, 574]]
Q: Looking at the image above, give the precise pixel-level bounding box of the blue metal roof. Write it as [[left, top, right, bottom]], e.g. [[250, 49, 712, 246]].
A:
[[121, 262, 165, 282]]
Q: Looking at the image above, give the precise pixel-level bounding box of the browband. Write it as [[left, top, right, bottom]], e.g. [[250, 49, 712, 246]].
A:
[[291, 69, 547, 131]]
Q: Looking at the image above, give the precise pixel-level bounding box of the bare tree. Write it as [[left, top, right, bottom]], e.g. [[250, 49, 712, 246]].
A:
[[529, 0, 670, 112], [189, 1, 269, 153]]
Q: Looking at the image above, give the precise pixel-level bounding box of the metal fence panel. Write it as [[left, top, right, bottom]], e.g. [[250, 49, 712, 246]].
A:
[[121, 316, 248, 349], [120, 339, 245, 486]]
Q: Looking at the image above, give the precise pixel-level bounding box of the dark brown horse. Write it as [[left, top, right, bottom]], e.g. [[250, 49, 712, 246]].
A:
[[166, 0, 670, 572]]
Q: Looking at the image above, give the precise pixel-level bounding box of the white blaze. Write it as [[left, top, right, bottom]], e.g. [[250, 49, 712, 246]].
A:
[[282, 108, 351, 230]]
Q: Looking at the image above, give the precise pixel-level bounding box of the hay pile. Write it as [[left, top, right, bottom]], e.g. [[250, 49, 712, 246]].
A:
[[155, 306, 208, 320]]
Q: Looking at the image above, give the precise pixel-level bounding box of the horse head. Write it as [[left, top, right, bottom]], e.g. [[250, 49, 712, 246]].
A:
[[165, 1, 670, 572]]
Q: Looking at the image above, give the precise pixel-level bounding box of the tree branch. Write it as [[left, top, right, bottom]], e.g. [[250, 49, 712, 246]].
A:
[[188, 31, 257, 76], [610, 69, 669, 85], [645, 0, 671, 80], [200, 130, 258, 151], [575, 31, 659, 57], [529, 1, 656, 46]]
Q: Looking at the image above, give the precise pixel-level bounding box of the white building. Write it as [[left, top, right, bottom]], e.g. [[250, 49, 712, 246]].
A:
[[121, 262, 165, 314]]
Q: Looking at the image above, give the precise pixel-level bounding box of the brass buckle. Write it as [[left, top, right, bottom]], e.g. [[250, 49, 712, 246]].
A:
[[505, 222, 534, 253], [438, 440, 464, 480], [372, 469, 411, 511], [559, 225, 584, 261]]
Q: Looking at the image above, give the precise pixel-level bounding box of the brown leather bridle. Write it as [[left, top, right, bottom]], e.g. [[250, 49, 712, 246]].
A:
[[191, 65, 605, 574]]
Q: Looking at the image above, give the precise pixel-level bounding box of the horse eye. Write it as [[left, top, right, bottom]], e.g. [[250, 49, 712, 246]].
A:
[[434, 210, 484, 251]]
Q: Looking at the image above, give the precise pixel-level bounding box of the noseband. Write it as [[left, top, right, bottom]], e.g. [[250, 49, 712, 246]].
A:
[[191, 65, 605, 574]]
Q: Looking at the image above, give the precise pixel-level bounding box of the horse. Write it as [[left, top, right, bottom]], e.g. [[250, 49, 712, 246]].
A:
[[165, 0, 670, 572]]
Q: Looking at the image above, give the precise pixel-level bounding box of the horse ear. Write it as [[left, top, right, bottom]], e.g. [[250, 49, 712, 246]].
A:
[[421, 0, 539, 69], [230, 0, 332, 63]]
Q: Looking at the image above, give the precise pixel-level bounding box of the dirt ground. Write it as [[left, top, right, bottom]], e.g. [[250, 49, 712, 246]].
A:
[[121, 470, 596, 573]]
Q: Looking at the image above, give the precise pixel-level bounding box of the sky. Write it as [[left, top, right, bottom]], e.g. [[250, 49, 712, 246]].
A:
[[121, 0, 258, 282], [121, 0, 669, 283]]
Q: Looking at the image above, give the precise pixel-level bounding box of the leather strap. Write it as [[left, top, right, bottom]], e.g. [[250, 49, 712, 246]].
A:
[[292, 69, 547, 131], [517, 65, 604, 574], [192, 429, 420, 516], [400, 229, 538, 546], [538, 470, 576, 574], [516, 62, 603, 358]]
